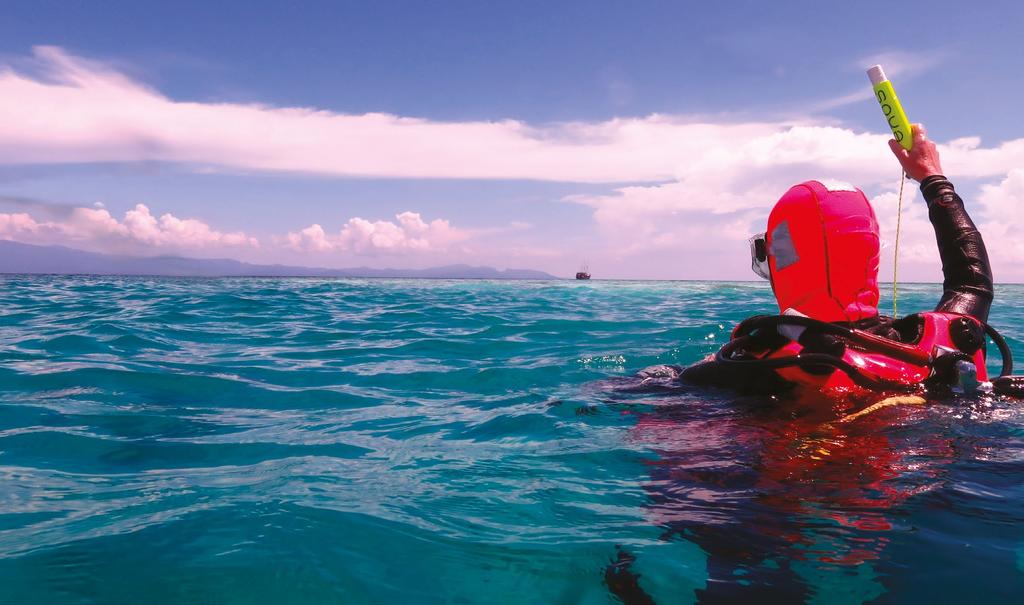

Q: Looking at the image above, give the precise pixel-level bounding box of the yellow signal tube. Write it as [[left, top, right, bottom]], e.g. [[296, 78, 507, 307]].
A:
[[867, 65, 913, 150]]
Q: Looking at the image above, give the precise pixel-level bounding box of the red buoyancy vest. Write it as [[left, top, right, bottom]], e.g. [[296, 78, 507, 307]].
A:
[[741, 312, 989, 393], [767, 181, 880, 322]]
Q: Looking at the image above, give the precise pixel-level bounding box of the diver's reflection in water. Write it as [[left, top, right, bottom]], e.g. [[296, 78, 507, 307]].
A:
[[608, 385, 956, 604]]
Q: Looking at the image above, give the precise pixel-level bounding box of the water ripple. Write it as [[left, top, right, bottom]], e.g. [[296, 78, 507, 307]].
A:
[[0, 276, 1022, 603]]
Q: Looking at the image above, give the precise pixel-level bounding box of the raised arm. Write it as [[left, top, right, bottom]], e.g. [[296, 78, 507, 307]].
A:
[[888, 125, 994, 322]]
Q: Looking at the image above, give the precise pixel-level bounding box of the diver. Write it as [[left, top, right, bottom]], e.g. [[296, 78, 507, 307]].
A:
[[606, 124, 1001, 605], [639, 123, 996, 397]]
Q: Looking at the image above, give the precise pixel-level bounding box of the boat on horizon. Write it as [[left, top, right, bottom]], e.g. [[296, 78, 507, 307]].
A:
[[575, 264, 591, 280]]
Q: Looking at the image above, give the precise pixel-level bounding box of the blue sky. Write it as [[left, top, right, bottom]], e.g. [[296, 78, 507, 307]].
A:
[[1, 1, 1023, 279]]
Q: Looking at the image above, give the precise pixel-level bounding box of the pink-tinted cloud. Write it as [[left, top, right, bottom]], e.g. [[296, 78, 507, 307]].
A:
[[0, 203, 258, 252], [0, 212, 41, 237], [283, 224, 334, 253], [282, 212, 468, 256]]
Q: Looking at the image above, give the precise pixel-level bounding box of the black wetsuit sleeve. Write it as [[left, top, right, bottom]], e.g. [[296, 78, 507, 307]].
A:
[[920, 175, 994, 322]]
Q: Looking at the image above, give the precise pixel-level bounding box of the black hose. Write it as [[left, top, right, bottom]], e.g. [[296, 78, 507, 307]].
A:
[[980, 322, 1023, 396], [732, 315, 858, 340], [982, 321, 1014, 377], [723, 314, 1022, 395], [715, 337, 914, 392], [739, 314, 1015, 378]]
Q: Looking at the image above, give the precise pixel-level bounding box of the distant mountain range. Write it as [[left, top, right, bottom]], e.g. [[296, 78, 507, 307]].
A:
[[0, 240, 558, 279]]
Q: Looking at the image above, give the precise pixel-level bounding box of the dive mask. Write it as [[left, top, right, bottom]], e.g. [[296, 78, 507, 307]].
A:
[[748, 232, 770, 280]]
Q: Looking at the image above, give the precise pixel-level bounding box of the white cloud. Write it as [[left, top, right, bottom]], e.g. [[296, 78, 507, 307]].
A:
[[976, 170, 1024, 277], [869, 188, 939, 285], [566, 124, 918, 223], [4, 47, 1023, 197], [283, 224, 333, 253], [0, 46, 764, 183], [123, 204, 258, 248], [282, 212, 468, 256], [0, 45, 951, 187], [0, 203, 258, 252], [3, 47, 1024, 279]]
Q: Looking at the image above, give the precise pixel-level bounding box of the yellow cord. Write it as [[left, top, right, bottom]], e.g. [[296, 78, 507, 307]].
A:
[[837, 394, 926, 423], [892, 169, 906, 318], [814, 394, 926, 431]]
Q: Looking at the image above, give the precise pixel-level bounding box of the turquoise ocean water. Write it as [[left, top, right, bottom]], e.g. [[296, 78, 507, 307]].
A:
[[0, 276, 1022, 604]]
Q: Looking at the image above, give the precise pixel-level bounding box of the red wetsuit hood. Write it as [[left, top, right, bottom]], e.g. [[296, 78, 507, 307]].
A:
[[766, 181, 880, 322]]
